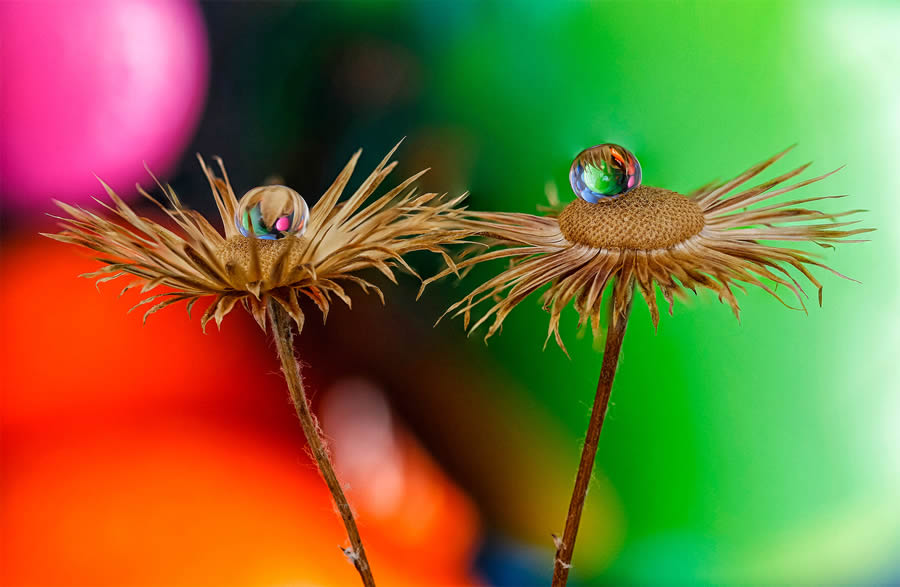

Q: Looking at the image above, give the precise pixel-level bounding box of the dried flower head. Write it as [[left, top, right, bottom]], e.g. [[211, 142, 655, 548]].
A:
[[44, 143, 471, 587], [428, 146, 871, 353], [45, 144, 468, 332]]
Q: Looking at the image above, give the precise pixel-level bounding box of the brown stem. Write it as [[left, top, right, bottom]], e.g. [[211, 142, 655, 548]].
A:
[[552, 283, 634, 587], [268, 300, 376, 587]]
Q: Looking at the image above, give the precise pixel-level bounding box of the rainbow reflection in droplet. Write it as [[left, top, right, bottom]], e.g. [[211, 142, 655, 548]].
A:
[[569, 143, 642, 203], [235, 185, 309, 240]]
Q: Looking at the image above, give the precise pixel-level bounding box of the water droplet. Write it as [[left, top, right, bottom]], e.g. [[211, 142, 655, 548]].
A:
[[569, 143, 642, 203], [235, 185, 309, 239]]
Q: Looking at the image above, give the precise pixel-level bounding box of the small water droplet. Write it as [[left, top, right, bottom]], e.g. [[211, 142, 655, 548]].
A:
[[235, 185, 309, 239], [569, 143, 642, 203]]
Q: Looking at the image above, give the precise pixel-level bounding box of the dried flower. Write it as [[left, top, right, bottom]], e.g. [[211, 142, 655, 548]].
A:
[[426, 144, 871, 586], [46, 143, 466, 333], [45, 143, 469, 587], [429, 146, 869, 352]]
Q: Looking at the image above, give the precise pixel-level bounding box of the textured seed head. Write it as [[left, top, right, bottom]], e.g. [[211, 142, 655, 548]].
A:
[[558, 185, 705, 250], [217, 236, 309, 282]]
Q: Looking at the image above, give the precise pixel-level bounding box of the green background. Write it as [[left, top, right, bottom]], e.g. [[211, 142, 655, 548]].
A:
[[408, 0, 899, 583]]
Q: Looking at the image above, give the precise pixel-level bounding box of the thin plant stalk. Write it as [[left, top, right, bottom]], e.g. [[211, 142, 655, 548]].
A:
[[552, 283, 634, 587], [268, 300, 376, 587]]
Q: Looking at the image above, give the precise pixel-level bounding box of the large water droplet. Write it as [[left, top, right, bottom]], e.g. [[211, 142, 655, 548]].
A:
[[235, 185, 309, 239], [569, 143, 642, 203]]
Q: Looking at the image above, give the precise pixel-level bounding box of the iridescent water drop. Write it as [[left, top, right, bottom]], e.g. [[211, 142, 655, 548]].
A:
[[569, 143, 642, 203], [235, 185, 309, 239]]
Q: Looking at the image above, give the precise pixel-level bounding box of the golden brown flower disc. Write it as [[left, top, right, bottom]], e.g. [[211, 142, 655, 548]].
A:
[[558, 185, 705, 250], [217, 236, 309, 284]]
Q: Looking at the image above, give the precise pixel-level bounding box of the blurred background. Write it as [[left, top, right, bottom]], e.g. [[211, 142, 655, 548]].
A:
[[2, 1, 899, 585]]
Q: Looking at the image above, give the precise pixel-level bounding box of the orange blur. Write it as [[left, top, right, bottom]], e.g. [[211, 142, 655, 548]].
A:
[[1, 236, 481, 586]]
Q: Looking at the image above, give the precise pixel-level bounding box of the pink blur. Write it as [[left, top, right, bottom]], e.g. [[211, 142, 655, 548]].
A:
[[0, 0, 209, 212]]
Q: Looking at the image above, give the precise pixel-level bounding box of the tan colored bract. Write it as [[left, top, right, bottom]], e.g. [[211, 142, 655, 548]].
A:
[[46, 144, 470, 332], [427, 147, 871, 353]]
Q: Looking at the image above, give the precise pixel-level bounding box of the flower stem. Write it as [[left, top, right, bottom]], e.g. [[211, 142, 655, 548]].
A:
[[552, 284, 634, 587], [268, 300, 377, 587]]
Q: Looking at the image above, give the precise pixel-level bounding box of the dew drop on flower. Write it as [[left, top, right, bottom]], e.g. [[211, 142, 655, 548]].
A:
[[236, 185, 309, 239], [569, 143, 642, 203]]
